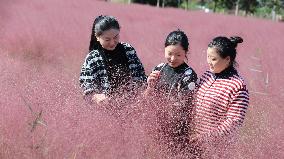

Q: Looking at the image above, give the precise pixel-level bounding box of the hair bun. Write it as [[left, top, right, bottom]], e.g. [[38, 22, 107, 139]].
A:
[[230, 36, 243, 43], [230, 36, 243, 48]]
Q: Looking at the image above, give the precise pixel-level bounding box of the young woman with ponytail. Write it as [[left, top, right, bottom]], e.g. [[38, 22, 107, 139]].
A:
[[79, 15, 146, 105]]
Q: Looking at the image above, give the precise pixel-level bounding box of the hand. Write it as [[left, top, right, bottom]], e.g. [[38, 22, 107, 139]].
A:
[[92, 93, 108, 105], [188, 134, 203, 146], [143, 87, 154, 97], [147, 71, 160, 88]]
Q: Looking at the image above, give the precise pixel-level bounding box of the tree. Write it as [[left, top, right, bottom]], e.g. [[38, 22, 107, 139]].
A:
[[132, 0, 156, 5], [255, 0, 284, 19], [133, 0, 178, 7], [235, 0, 240, 15], [239, 0, 259, 15], [205, 0, 235, 12]]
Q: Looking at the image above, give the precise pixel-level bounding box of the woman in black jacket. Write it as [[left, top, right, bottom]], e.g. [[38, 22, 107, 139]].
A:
[[144, 30, 198, 155], [79, 15, 147, 104]]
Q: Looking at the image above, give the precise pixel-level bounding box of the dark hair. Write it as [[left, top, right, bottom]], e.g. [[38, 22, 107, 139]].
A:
[[208, 36, 243, 67], [165, 29, 189, 52], [89, 15, 120, 52]]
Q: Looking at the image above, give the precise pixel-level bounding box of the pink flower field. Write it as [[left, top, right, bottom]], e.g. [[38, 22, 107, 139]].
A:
[[0, 0, 283, 158]]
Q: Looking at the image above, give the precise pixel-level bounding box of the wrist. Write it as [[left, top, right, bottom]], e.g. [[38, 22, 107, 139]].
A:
[[143, 87, 154, 97]]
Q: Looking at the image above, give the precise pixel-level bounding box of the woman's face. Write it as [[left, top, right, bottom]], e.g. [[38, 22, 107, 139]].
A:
[[96, 28, 120, 51], [207, 47, 230, 73], [165, 44, 186, 68]]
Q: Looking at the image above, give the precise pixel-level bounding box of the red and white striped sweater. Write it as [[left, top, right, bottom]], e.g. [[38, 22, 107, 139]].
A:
[[193, 66, 249, 139]]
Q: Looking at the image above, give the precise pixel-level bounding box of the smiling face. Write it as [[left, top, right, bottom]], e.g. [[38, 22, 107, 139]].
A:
[[96, 28, 120, 51], [165, 44, 187, 68], [207, 47, 230, 73]]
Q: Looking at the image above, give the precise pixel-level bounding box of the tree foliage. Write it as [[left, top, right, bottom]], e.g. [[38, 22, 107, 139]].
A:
[[131, 0, 284, 20]]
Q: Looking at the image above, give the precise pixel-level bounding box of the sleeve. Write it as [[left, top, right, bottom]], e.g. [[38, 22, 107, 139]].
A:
[[179, 68, 198, 97], [152, 63, 166, 72], [124, 43, 147, 83], [79, 53, 101, 95], [203, 85, 249, 140], [168, 68, 198, 116]]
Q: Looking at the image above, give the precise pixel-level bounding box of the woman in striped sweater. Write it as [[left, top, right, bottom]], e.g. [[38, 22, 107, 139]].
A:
[[190, 36, 249, 158]]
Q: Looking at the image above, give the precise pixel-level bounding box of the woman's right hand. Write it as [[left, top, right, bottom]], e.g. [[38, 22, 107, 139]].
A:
[[92, 93, 108, 105], [147, 71, 161, 88], [143, 71, 160, 97]]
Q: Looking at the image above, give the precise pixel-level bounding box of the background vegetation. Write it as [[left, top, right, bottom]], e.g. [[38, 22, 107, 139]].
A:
[[110, 0, 284, 21]]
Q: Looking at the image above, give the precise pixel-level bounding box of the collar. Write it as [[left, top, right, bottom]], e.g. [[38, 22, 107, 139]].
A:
[[102, 43, 121, 54], [212, 66, 237, 79], [167, 62, 188, 73]]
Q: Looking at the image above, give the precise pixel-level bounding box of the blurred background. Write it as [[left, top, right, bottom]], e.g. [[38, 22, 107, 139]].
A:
[[0, 0, 283, 158], [110, 0, 284, 22]]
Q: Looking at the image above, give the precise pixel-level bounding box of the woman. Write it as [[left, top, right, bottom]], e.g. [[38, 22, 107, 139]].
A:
[[79, 15, 147, 104], [144, 30, 197, 155], [190, 36, 249, 158]]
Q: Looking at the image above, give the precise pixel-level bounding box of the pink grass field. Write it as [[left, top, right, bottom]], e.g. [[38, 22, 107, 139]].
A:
[[0, 0, 284, 158]]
